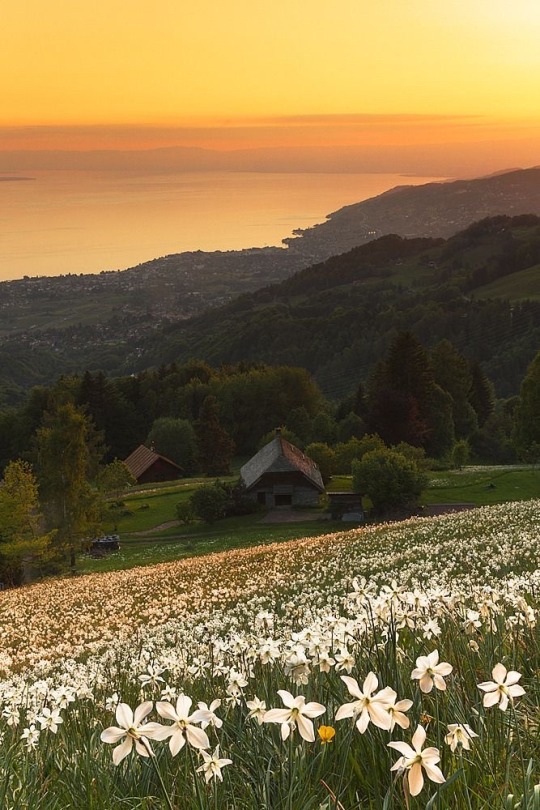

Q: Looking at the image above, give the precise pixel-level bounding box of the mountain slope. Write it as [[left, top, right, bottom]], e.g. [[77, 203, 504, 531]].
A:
[[285, 167, 540, 262], [133, 216, 540, 399]]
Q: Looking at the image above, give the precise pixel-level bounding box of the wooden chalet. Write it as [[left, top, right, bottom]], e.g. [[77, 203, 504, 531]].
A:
[[123, 445, 183, 485], [240, 429, 325, 507]]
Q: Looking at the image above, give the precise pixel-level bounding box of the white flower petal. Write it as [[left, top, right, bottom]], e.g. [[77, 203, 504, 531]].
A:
[[115, 703, 133, 729], [112, 737, 133, 765], [101, 726, 126, 744], [411, 724, 426, 751], [186, 725, 210, 749], [296, 713, 314, 742], [133, 701, 153, 727]]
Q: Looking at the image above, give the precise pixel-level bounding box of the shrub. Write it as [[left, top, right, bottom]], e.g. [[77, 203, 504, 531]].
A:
[[189, 482, 229, 524], [176, 502, 196, 524], [452, 439, 470, 470], [334, 434, 386, 474], [352, 447, 428, 515]]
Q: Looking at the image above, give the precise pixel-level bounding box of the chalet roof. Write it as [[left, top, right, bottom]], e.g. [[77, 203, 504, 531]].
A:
[[240, 433, 325, 492], [123, 445, 183, 480]]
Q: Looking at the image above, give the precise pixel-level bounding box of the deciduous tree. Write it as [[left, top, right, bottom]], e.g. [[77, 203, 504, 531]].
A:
[[37, 402, 103, 572], [0, 460, 53, 586], [147, 417, 198, 473]]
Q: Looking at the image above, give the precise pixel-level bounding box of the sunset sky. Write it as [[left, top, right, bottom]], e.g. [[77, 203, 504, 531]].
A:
[[2, 0, 540, 157]]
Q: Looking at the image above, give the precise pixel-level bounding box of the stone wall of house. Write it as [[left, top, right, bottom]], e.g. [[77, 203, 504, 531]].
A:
[[291, 486, 320, 506]]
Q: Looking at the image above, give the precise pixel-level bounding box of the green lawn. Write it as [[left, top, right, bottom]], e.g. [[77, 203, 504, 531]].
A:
[[422, 466, 539, 505], [328, 465, 539, 506]]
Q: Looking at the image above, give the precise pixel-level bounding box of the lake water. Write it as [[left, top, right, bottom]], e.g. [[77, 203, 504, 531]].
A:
[[0, 171, 444, 280]]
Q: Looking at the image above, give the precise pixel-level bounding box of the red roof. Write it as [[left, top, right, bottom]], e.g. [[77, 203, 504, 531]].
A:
[[124, 445, 183, 480]]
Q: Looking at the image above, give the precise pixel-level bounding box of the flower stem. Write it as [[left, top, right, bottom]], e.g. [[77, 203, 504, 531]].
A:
[[141, 738, 175, 810]]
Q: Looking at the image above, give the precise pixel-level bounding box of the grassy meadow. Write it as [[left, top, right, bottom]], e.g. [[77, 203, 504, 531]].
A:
[[0, 499, 540, 808], [79, 464, 539, 575]]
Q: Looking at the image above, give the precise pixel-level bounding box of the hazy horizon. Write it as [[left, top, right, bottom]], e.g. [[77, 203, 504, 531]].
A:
[[3, 1, 540, 282]]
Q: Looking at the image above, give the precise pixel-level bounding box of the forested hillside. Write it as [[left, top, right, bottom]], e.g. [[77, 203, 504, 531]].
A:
[[134, 215, 540, 399], [0, 214, 539, 407]]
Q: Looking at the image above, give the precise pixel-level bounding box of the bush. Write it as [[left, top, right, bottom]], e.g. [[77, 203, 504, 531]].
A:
[[451, 439, 470, 470], [188, 480, 260, 523], [221, 481, 261, 517], [393, 441, 428, 470], [352, 447, 428, 515], [189, 482, 229, 524], [176, 502, 195, 524]]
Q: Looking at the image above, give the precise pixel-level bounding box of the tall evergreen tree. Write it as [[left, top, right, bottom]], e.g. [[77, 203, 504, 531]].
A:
[[513, 350, 540, 458], [78, 370, 139, 461], [431, 340, 478, 439], [367, 333, 437, 449], [195, 396, 235, 475], [468, 361, 495, 427]]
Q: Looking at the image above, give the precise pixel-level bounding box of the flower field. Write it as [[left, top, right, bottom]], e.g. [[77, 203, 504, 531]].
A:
[[1, 500, 540, 808]]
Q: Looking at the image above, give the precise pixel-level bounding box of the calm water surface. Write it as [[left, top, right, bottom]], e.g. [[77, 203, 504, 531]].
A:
[[0, 171, 444, 280]]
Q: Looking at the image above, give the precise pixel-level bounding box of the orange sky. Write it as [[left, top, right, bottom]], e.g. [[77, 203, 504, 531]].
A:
[[2, 0, 540, 156]]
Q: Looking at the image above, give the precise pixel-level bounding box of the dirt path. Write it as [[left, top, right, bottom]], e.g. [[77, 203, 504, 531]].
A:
[[130, 520, 181, 536]]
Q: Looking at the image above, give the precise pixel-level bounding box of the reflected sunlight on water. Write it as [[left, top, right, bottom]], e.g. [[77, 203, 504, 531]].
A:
[[0, 171, 443, 280]]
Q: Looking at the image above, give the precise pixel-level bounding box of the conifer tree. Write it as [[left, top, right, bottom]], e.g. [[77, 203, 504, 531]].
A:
[[513, 350, 540, 459], [468, 361, 495, 427], [195, 395, 235, 475]]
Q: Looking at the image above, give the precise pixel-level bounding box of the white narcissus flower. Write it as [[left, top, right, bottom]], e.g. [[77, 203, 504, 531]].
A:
[[156, 695, 212, 755], [100, 701, 166, 765], [388, 724, 445, 796], [246, 696, 267, 725], [445, 723, 478, 752], [37, 707, 63, 734], [263, 690, 325, 741], [197, 699, 222, 729], [411, 650, 452, 693], [386, 691, 413, 731], [197, 745, 232, 782], [335, 673, 394, 733], [334, 648, 355, 673], [139, 664, 165, 688], [477, 663, 525, 711], [21, 724, 40, 749]]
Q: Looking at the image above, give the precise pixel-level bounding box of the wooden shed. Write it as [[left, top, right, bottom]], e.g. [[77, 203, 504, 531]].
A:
[[240, 430, 325, 507], [123, 445, 183, 485]]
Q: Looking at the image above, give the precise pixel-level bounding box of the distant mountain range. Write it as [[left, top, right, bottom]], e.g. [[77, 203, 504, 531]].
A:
[[0, 166, 539, 405]]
